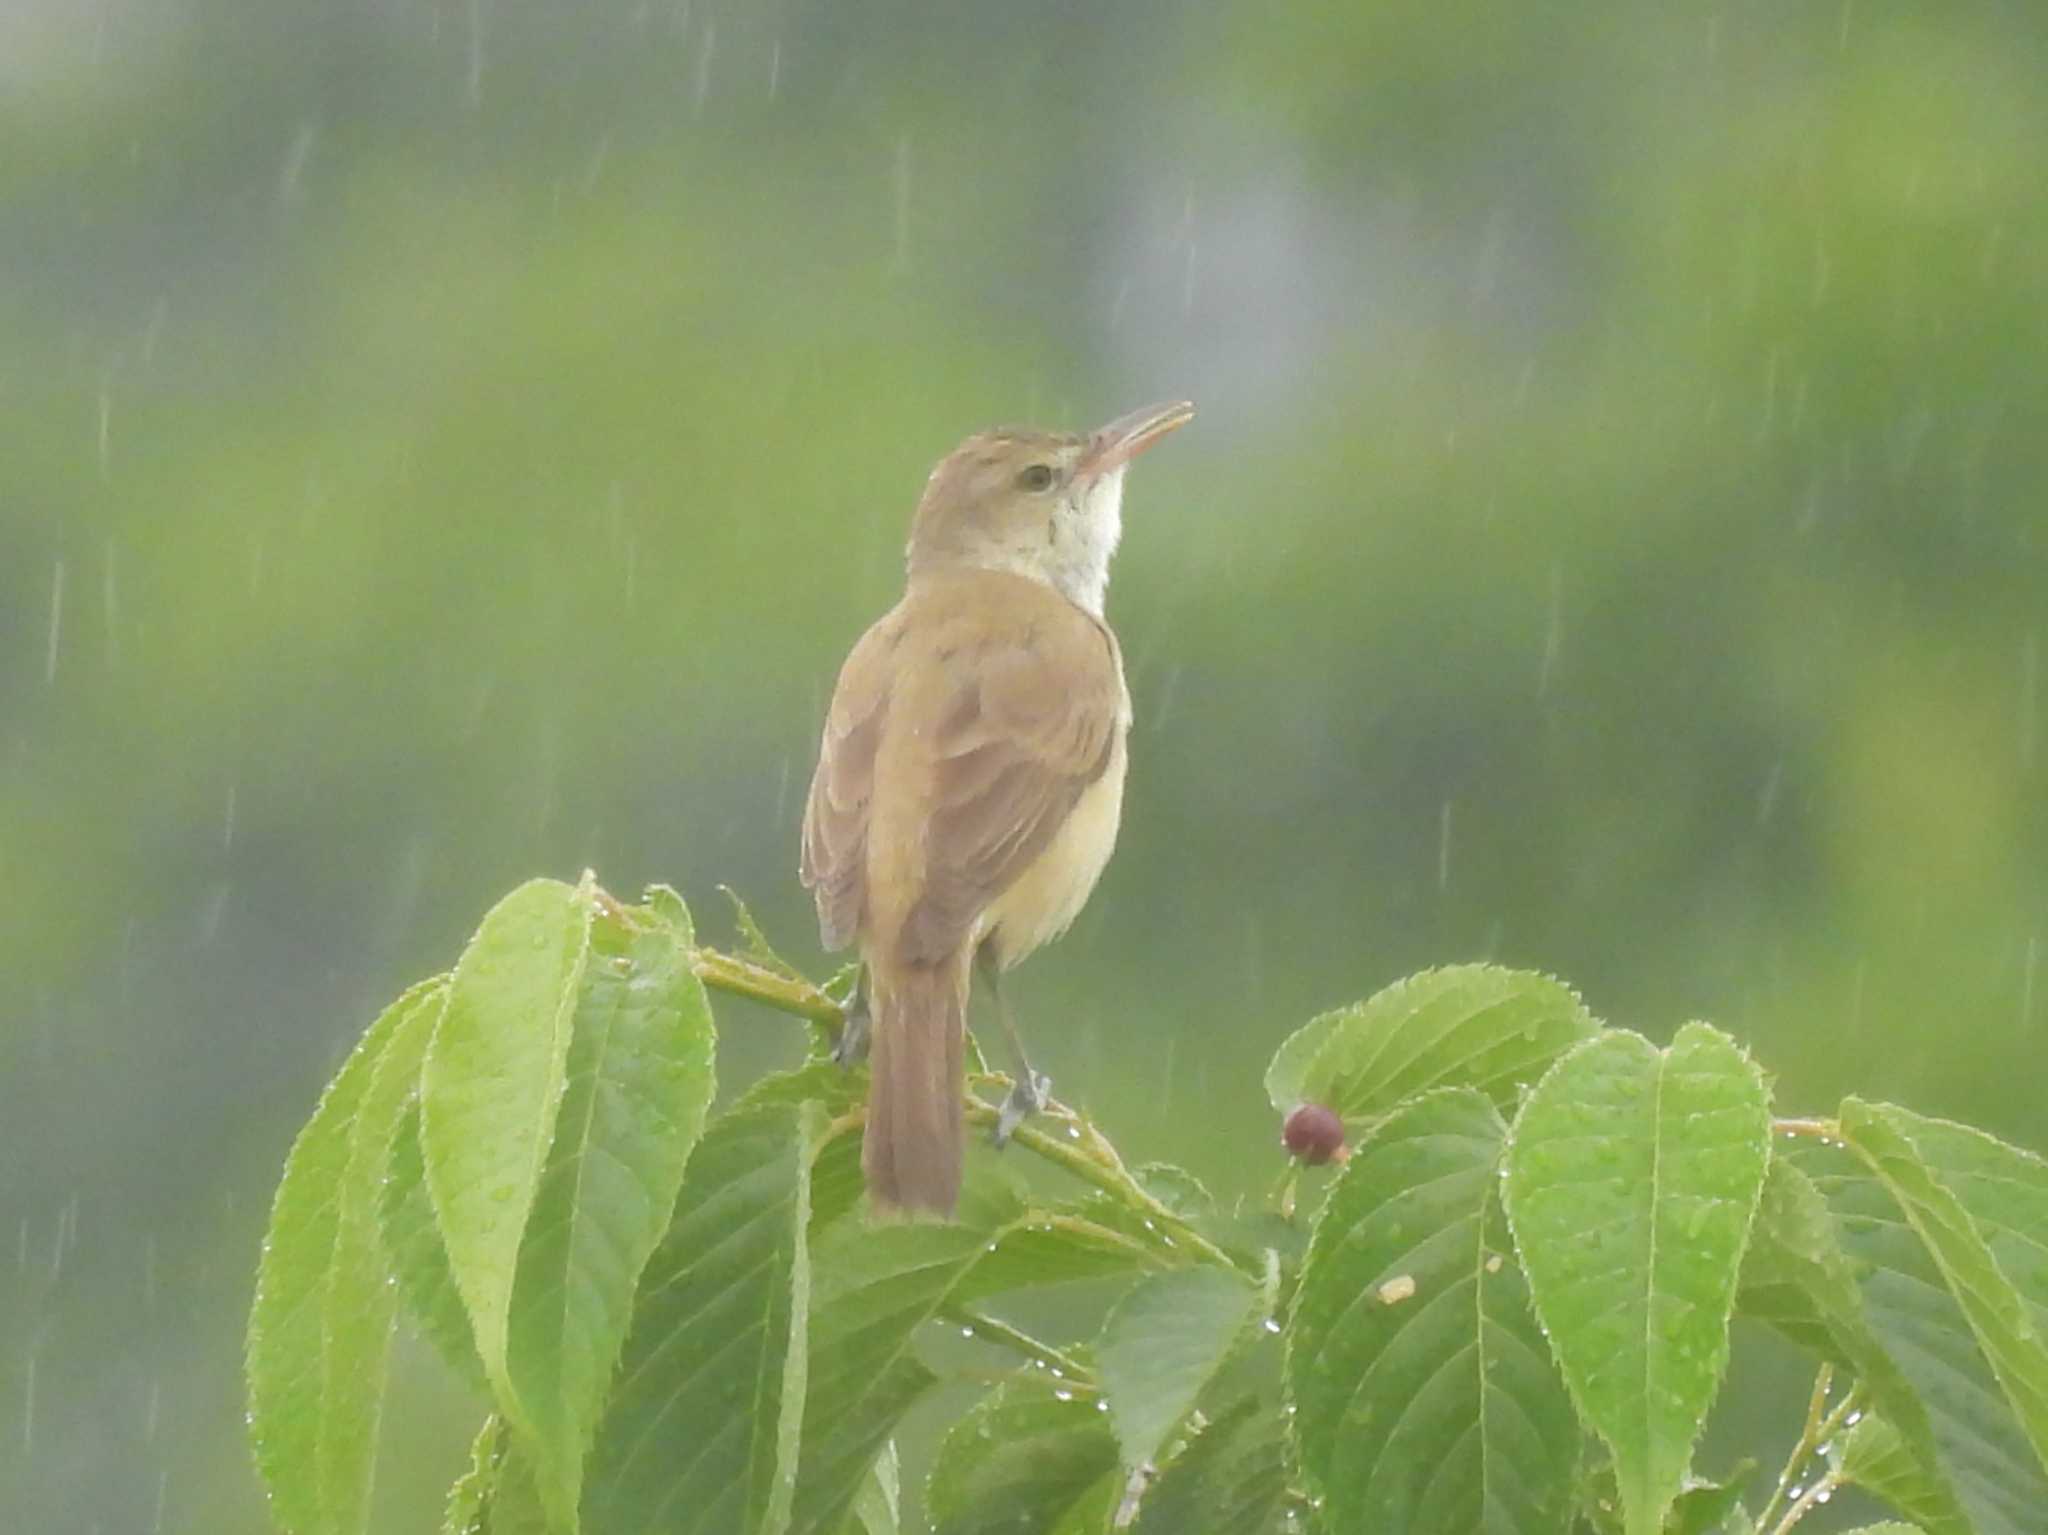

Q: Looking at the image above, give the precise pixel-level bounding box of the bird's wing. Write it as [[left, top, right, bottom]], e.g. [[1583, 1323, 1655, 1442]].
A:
[[802, 571, 1125, 962], [800, 606, 902, 951], [888, 573, 1125, 964]]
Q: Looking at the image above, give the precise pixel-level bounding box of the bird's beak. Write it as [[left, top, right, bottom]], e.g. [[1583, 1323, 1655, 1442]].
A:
[[1079, 400, 1195, 477]]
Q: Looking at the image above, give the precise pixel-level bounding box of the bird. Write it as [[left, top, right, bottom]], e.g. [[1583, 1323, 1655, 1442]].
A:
[[799, 400, 1194, 1215]]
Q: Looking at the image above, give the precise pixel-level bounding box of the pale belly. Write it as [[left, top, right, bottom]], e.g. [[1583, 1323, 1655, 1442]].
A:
[[975, 731, 1128, 969]]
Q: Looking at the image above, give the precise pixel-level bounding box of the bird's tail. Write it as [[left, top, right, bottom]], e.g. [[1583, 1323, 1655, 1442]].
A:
[[863, 952, 969, 1217]]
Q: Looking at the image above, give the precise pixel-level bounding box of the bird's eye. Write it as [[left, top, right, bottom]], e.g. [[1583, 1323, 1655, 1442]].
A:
[[1016, 463, 1057, 493]]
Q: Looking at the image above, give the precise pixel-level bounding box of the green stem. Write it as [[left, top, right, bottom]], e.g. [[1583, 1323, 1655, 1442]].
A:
[[1766, 1457, 1848, 1535], [591, 878, 852, 1028], [963, 1082, 1246, 1275], [692, 948, 848, 1029], [1756, 1365, 1862, 1535], [942, 1305, 1093, 1385], [1772, 1117, 1841, 1140]]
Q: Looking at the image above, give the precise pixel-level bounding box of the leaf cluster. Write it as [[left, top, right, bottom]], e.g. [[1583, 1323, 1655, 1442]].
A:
[[247, 879, 2048, 1535]]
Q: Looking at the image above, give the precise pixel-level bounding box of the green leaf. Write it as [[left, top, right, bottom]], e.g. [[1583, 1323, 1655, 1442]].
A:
[[1289, 1087, 1578, 1534], [848, 1442, 900, 1535], [1131, 1163, 1216, 1221], [790, 1178, 1164, 1535], [1575, 1458, 1625, 1535], [719, 883, 805, 981], [582, 1099, 820, 1535], [1265, 965, 1597, 1122], [1835, 1415, 1955, 1534], [1129, 1393, 1294, 1535], [983, 1193, 1195, 1286], [807, 1128, 867, 1242], [1738, 1158, 1873, 1364], [444, 1417, 550, 1535], [504, 895, 718, 1526], [1833, 1526, 1925, 1534], [1840, 1101, 2048, 1466], [382, 1100, 487, 1390], [728, 1062, 867, 1237], [248, 977, 447, 1535], [729, 1060, 867, 1120], [1895, 1115, 2048, 1331], [1802, 1140, 2048, 1535], [1188, 1205, 1310, 1278], [1666, 1466, 1753, 1535], [444, 1418, 495, 1535], [444, 1420, 492, 1535], [1818, 1105, 2048, 1514], [1575, 1457, 1762, 1535], [925, 1373, 1122, 1535], [1737, 1158, 1969, 1535], [1501, 1025, 1770, 1535], [421, 877, 595, 1421], [1096, 1265, 1263, 1473]]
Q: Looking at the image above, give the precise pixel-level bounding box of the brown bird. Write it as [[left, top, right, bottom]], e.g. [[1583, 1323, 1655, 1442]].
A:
[[800, 401, 1194, 1215]]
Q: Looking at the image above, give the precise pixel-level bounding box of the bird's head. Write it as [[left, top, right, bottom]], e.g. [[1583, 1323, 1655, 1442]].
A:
[[905, 400, 1193, 615]]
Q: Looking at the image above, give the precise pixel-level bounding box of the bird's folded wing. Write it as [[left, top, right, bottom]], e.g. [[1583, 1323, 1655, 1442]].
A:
[[899, 577, 1123, 962], [801, 573, 1123, 962], [800, 607, 900, 950]]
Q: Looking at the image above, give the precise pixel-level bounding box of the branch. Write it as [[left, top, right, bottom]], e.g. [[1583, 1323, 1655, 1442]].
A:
[[692, 947, 847, 1028]]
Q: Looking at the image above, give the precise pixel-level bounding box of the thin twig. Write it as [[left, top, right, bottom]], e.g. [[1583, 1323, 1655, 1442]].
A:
[[1755, 1363, 1831, 1532], [1756, 1364, 1862, 1535], [1768, 1471, 1845, 1535]]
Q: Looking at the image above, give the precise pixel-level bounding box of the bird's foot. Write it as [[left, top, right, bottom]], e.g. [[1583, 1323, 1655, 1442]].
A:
[[993, 1070, 1052, 1148], [832, 1001, 871, 1068]]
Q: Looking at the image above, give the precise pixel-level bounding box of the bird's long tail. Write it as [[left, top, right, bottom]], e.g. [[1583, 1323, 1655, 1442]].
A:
[[863, 952, 969, 1216]]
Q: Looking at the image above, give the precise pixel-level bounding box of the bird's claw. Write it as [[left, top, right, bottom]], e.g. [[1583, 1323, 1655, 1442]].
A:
[[993, 1070, 1052, 1148]]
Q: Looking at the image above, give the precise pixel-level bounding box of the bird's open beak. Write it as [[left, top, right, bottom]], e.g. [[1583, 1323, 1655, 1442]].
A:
[[1080, 400, 1195, 476]]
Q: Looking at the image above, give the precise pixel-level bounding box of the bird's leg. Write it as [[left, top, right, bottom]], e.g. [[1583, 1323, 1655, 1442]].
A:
[[832, 963, 871, 1067], [978, 943, 1050, 1146]]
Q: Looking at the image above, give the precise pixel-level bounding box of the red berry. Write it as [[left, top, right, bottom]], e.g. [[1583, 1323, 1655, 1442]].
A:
[[1282, 1103, 1347, 1165]]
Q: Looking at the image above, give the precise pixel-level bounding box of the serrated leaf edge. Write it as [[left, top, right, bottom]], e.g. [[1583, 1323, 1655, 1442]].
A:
[[1501, 1024, 1771, 1535]]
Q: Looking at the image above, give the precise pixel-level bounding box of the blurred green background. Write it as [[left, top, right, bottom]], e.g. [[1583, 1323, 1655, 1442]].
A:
[[4, 0, 2045, 1528]]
